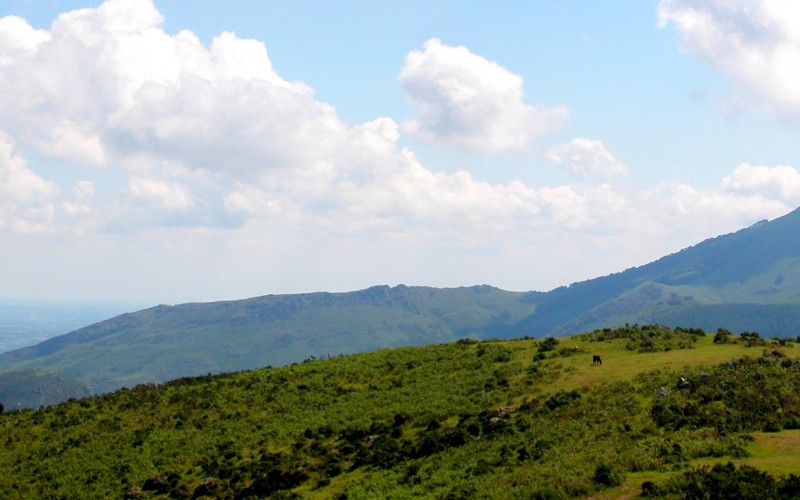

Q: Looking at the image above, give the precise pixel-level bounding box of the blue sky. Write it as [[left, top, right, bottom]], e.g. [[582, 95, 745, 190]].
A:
[[1, 0, 799, 303]]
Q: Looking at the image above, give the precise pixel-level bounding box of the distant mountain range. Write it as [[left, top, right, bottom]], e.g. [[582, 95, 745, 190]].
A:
[[2, 206, 800, 403], [0, 299, 147, 353]]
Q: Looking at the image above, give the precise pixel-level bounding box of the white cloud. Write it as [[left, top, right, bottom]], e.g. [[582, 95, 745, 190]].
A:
[[0, 0, 788, 247], [0, 0, 337, 175], [722, 163, 800, 202], [0, 132, 57, 233], [658, 0, 800, 118], [399, 38, 569, 152], [545, 137, 628, 181], [0, 15, 49, 65], [38, 122, 107, 166], [127, 176, 193, 210], [1, 0, 799, 301], [63, 181, 95, 216], [0, 135, 54, 202], [0, 3, 626, 239], [357, 117, 400, 143]]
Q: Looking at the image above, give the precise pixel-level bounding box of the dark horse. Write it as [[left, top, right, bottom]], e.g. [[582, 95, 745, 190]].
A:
[[592, 355, 602, 366]]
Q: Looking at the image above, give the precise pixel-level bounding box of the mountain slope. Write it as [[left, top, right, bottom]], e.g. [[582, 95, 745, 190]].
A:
[[524, 207, 800, 335], [0, 370, 90, 409], [0, 285, 536, 393], [2, 207, 800, 396]]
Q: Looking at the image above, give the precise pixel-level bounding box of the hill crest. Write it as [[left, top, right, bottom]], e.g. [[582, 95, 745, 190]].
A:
[[2, 207, 800, 396]]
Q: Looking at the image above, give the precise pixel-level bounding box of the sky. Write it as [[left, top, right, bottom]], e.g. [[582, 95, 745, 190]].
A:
[[1, 0, 800, 304]]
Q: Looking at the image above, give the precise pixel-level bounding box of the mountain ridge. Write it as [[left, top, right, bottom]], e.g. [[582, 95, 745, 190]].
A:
[[2, 207, 800, 398]]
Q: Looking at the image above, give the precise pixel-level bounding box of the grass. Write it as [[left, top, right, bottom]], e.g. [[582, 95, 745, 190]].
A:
[[687, 430, 800, 477], [610, 432, 800, 498], [539, 334, 766, 392], [0, 326, 798, 498]]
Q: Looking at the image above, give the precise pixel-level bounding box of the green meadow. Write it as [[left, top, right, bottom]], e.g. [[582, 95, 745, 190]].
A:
[[1, 325, 799, 498]]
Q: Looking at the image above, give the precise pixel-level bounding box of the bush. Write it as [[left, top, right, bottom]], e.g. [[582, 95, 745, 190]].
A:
[[740, 332, 765, 347], [645, 462, 777, 499], [650, 356, 800, 433], [538, 337, 559, 352], [640, 480, 657, 496], [593, 463, 623, 487], [544, 390, 581, 411], [578, 325, 700, 352], [713, 328, 732, 344], [779, 474, 800, 497]]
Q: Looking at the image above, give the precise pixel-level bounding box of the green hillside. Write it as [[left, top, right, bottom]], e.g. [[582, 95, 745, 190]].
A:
[[0, 285, 536, 394], [522, 207, 800, 335], [0, 369, 90, 409], [3, 207, 800, 399], [2, 326, 800, 498]]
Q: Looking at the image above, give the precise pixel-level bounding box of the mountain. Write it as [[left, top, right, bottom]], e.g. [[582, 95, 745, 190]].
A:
[[0, 328, 798, 498], [527, 206, 800, 336], [0, 285, 537, 394], [0, 369, 90, 409], [0, 299, 148, 353], [1, 206, 800, 397]]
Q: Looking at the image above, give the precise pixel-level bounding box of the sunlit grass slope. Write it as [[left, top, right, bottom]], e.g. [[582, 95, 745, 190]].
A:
[[0, 325, 799, 499]]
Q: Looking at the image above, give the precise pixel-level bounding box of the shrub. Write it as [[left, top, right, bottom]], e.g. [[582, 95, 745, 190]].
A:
[[650, 356, 800, 433], [740, 332, 765, 347], [593, 463, 623, 487], [779, 474, 800, 497], [544, 390, 581, 411], [713, 328, 732, 344], [645, 462, 777, 499], [640, 480, 657, 496], [538, 337, 559, 352], [579, 325, 700, 352]]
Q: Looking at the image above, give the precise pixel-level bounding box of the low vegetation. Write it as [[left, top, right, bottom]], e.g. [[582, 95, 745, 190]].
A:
[[576, 324, 705, 352], [0, 325, 798, 498]]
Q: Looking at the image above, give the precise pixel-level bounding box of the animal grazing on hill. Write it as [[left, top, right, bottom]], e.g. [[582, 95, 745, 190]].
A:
[[592, 355, 602, 366]]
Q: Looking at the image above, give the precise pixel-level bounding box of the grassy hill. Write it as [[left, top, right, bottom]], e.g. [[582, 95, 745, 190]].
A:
[[3, 207, 800, 399], [0, 285, 536, 394], [2, 326, 800, 498]]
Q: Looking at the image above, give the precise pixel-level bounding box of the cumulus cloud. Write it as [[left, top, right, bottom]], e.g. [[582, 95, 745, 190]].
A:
[[546, 138, 628, 181], [1, 0, 776, 243], [0, 15, 49, 63], [0, 133, 57, 233], [1, 0, 799, 300], [38, 123, 107, 166], [658, 0, 800, 117], [127, 176, 193, 210], [0, 0, 339, 175], [399, 38, 569, 152], [722, 163, 800, 202]]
